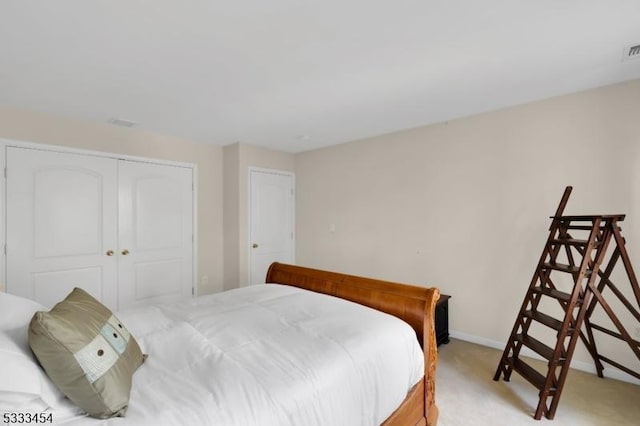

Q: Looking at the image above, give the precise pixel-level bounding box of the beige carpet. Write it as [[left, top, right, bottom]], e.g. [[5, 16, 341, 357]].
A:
[[436, 339, 640, 426]]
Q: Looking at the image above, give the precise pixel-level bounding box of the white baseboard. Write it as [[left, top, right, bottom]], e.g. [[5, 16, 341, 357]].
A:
[[449, 330, 640, 386]]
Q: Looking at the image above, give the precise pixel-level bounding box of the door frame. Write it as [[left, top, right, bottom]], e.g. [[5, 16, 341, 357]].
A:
[[0, 138, 198, 296], [248, 167, 295, 286]]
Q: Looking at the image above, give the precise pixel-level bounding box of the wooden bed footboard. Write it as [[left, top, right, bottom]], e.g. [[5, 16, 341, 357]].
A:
[[265, 262, 440, 426]]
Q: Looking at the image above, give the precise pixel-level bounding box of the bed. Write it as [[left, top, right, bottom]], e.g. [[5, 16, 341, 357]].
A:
[[0, 263, 440, 426]]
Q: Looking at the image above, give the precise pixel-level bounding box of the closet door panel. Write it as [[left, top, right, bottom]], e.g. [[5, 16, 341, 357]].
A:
[[6, 147, 119, 309], [33, 167, 106, 260], [32, 267, 103, 309], [118, 160, 193, 309], [134, 259, 182, 299], [135, 177, 182, 249]]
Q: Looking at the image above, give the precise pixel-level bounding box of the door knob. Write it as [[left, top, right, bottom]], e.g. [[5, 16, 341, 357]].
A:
[[121, 249, 130, 255], [106, 250, 114, 256], [252, 243, 259, 248]]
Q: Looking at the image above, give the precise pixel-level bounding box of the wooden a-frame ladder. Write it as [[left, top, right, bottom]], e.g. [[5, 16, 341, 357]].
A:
[[493, 186, 640, 420]]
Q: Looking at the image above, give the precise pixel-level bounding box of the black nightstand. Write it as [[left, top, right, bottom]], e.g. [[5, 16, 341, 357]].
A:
[[435, 295, 451, 346]]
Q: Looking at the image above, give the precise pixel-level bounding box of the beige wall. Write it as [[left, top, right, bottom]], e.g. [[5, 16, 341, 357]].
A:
[[0, 106, 225, 294], [295, 79, 640, 377], [223, 143, 295, 288]]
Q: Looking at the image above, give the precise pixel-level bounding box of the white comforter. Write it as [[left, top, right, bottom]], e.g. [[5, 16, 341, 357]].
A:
[[63, 284, 424, 425]]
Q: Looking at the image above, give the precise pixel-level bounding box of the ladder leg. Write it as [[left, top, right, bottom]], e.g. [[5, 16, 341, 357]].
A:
[[545, 219, 614, 419], [581, 321, 605, 377], [582, 246, 620, 376]]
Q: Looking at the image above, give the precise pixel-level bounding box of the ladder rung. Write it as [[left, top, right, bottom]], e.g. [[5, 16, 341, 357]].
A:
[[542, 262, 587, 275], [590, 323, 640, 345], [531, 286, 575, 303], [565, 225, 605, 231], [551, 238, 590, 247], [552, 215, 626, 221], [510, 357, 549, 391], [516, 334, 562, 363], [597, 355, 640, 381], [524, 310, 571, 333]]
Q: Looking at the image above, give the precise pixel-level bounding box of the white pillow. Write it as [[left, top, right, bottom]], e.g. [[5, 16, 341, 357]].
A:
[[0, 330, 49, 407], [0, 293, 82, 418], [0, 291, 47, 332], [0, 330, 67, 410]]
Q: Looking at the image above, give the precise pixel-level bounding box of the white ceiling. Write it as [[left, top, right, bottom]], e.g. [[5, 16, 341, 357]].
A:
[[1, 1, 640, 153]]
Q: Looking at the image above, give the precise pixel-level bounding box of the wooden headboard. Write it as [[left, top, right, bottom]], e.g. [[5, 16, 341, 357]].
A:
[[265, 262, 440, 426]]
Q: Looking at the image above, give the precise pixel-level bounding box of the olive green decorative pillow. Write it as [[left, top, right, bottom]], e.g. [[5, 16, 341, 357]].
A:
[[28, 287, 146, 419]]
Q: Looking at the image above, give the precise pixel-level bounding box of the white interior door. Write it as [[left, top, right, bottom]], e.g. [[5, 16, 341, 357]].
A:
[[6, 147, 119, 309], [117, 160, 193, 309], [249, 169, 294, 285]]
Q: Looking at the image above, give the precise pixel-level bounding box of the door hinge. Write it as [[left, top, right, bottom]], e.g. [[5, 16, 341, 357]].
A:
[[4, 167, 6, 179], [4, 244, 6, 255]]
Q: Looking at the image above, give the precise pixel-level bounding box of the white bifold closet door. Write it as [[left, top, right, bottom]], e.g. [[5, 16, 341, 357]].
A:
[[117, 160, 193, 309], [6, 148, 120, 309], [6, 147, 193, 311]]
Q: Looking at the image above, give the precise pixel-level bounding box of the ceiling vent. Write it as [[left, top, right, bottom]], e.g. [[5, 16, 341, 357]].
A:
[[622, 44, 640, 62], [107, 117, 137, 128]]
